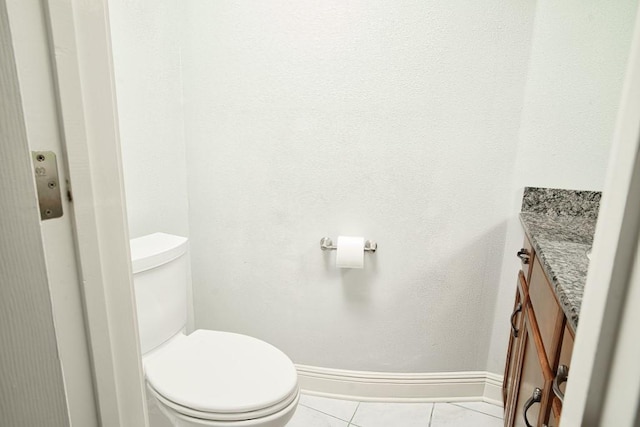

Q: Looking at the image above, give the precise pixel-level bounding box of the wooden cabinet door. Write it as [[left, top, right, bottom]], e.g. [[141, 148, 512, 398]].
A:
[[503, 273, 526, 422], [528, 259, 564, 365], [547, 407, 560, 427], [504, 238, 569, 427], [547, 401, 562, 427], [512, 309, 547, 427], [549, 325, 574, 425]]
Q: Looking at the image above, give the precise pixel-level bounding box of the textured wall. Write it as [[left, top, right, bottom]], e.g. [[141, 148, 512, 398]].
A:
[[513, 0, 638, 191], [485, 0, 638, 375], [112, 0, 636, 375], [183, 0, 536, 372], [109, 0, 189, 239], [109, 4, 195, 421]]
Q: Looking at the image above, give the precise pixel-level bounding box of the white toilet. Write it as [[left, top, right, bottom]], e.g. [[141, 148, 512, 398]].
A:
[[130, 233, 299, 427]]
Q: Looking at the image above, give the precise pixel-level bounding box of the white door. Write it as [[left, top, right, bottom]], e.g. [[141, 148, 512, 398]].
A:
[[561, 5, 640, 424], [1, 0, 148, 426], [4, 1, 98, 425], [1, 2, 72, 424]]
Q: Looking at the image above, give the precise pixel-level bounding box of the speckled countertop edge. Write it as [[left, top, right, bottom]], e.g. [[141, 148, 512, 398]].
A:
[[519, 212, 596, 331], [522, 187, 601, 219]]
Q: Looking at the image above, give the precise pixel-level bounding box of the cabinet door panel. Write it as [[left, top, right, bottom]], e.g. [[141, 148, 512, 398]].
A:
[[551, 325, 574, 419], [513, 309, 546, 427], [529, 259, 563, 364], [547, 399, 562, 427], [504, 274, 526, 422]]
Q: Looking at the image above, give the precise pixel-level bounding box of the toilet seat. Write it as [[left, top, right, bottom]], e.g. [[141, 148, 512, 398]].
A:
[[144, 330, 299, 422], [147, 383, 299, 422]]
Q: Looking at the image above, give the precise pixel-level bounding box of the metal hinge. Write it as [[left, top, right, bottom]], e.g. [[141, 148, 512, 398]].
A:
[[32, 151, 63, 220], [65, 178, 73, 202]]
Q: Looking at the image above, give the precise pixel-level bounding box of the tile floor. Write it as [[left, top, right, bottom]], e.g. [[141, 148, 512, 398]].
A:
[[287, 394, 503, 427]]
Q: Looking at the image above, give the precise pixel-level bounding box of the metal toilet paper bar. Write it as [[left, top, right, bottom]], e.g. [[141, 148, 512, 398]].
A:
[[319, 237, 377, 252]]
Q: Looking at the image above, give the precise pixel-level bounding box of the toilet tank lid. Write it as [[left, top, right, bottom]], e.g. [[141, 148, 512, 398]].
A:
[[130, 233, 188, 274]]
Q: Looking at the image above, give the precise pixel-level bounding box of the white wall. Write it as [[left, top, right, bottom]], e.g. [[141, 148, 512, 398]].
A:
[[514, 0, 638, 191], [183, 0, 536, 372], [485, 0, 638, 375], [109, 0, 189, 239], [111, 0, 637, 376]]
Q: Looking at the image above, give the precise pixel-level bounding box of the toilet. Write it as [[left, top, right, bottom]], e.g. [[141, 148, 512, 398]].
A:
[[130, 233, 299, 427]]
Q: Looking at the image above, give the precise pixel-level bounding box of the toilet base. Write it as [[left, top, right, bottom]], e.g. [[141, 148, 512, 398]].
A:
[[146, 383, 176, 427]]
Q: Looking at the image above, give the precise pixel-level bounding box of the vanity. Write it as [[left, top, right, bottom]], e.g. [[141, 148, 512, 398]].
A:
[[502, 188, 599, 427]]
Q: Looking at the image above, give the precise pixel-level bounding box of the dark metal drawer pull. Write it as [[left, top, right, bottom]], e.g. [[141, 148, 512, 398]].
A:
[[517, 248, 530, 264], [552, 365, 569, 404], [523, 387, 542, 427], [510, 303, 523, 338]]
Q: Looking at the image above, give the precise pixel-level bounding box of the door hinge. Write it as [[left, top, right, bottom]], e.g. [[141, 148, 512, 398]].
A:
[[32, 151, 63, 220], [66, 178, 73, 202]]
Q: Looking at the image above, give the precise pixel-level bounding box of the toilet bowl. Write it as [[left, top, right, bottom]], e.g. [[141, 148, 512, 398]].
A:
[[130, 233, 299, 427]]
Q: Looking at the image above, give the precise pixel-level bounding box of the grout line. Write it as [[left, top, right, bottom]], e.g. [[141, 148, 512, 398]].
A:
[[299, 402, 360, 427], [450, 403, 504, 420], [299, 404, 356, 423], [428, 402, 435, 427], [347, 401, 360, 426]]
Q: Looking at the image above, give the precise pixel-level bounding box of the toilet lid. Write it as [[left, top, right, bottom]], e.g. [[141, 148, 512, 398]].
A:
[[144, 330, 298, 415]]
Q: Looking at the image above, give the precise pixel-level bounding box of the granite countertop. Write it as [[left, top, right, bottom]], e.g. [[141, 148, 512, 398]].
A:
[[519, 212, 596, 331], [518, 187, 601, 332]]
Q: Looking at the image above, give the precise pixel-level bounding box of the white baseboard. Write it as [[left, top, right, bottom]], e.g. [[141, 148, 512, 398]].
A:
[[482, 372, 504, 406], [296, 364, 504, 406]]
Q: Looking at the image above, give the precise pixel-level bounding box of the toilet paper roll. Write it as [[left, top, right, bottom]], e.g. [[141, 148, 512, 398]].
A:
[[336, 236, 365, 269]]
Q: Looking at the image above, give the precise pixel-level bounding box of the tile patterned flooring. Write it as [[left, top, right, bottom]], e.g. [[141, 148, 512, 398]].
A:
[[288, 394, 504, 427]]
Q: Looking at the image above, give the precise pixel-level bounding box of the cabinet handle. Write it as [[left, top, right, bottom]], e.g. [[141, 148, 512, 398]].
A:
[[517, 248, 530, 264], [523, 387, 542, 427], [510, 303, 523, 338], [552, 365, 569, 404]]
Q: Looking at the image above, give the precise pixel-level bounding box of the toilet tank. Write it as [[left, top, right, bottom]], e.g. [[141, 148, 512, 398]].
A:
[[130, 233, 189, 355]]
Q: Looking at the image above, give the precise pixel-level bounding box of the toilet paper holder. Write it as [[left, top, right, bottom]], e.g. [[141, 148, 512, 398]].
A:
[[320, 237, 377, 252]]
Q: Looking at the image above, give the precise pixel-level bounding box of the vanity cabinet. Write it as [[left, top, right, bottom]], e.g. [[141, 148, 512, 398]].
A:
[[503, 238, 574, 427], [511, 311, 548, 427], [502, 280, 524, 413], [548, 325, 574, 426]]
